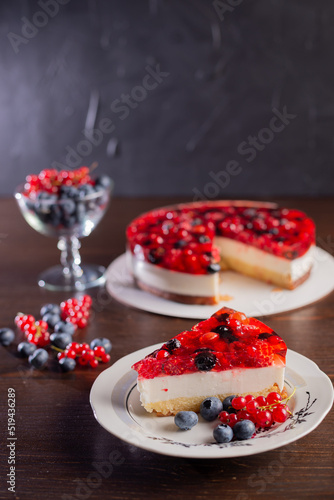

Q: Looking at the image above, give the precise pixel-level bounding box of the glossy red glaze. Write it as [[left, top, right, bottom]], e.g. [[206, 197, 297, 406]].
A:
[[132, 307, 287, 379], [126, 202, 315, 275]]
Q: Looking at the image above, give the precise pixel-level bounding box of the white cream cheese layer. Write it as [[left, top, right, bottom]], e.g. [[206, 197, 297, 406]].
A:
[[126, 250, 219, 297], [137, 366, 285, 404], [127, 242, 314, 297], [214, 237, 314, 282]]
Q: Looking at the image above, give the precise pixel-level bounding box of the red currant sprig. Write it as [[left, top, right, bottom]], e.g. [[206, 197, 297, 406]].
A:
[[15, 313, 50, 347], [219, 388, 295, 429], [23, 167, 94, 197], [60, 295, 92, 329], [56, 341, 110, 370]]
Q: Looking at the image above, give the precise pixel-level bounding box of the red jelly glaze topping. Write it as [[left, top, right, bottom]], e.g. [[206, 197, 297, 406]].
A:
[[132, 307, 287, 379], [126, 202, 315, 275]]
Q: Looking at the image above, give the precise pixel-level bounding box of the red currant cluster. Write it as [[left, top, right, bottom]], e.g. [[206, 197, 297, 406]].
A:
[[60, 295, 92, 329], [135, 308, 287, 378], [219, 391, 293, 429], [15, 314, 50, 347], [127, 203, 315, 274], [24, 167, 93, 197], [57, 342, 110, 369]]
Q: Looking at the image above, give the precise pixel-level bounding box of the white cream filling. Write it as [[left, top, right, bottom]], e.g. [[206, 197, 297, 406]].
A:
[[126, 250, 219, 297], [137, 366, 285, 404], [215, 237, 314, 282], [127, 241, 314, 297]]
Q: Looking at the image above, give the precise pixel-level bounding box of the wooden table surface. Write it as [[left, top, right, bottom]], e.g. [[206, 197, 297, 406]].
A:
[[0, 197, 333, 500]]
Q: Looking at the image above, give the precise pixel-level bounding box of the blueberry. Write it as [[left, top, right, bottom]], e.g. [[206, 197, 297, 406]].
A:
[[28, 348, 49, 369], [268, 227, 279, 235], [212, 325, 238, 343], [95, 175, 112, 189], [59, 185, 79, 200], [0, 328, 15, 346], [194, 351, 216, 371], [90, 337, 112, 353], [50, 333, 72, 350], [49, 204, 62, 226], [54, 321, 75, 335], [43, 312, 62, 329], [233, 420, 256, 440], [78, 184, 95, 198], [17, 341, 37, 357], [35, 192, 57, 212], [165, 338, 181, 353], [75, 202, 86, 223], [62, 215, 76, 228], [147, 249, 162, 264], [222, 395, 237, 413], [174, 411, 198, 430], [174, 240, 187, 248], [59, 357, 76, 372], [213, 424, 233, 443], [40, 303, 61, 317], [59, 198, 76, 216], [207, 263, 221, 273], [200, 397, 223, 421]]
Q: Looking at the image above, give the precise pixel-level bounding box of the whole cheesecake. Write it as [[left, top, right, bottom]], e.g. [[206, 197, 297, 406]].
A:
[[126, 201, 315, 304], [132, 307, 287, 416]]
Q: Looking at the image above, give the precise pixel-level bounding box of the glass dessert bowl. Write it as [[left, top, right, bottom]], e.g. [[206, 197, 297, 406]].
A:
[[15, 168, 113, 291]]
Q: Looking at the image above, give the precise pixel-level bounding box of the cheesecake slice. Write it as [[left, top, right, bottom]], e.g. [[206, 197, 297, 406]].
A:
[[126, 201, 315, 304], [132, 307, 287, 416]]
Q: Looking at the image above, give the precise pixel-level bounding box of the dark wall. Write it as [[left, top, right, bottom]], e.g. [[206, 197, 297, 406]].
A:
[[1, 0, 334, 197]]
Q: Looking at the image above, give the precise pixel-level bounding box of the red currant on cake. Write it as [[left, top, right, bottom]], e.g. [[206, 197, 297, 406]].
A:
[[126, 201, 315, 304], [132, 307, 287, 416]]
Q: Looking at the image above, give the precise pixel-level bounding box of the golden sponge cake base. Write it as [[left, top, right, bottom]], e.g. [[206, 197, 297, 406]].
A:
[[143, 384, 286, 416]]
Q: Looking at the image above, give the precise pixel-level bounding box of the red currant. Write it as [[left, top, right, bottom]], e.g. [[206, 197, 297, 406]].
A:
[[93, 346, 106, 358], [35, 320, 48, 331], [89, 358, 99, 369], [255, 396, 267, 407], [77, 318, 88, 329], [244, 395, 255, 403], [36, 331, 50, 347], [237, 410, 252, 421], [78, 343, 90, 354], [78, 356, 88, 366], [246, 400, 259, 414], [24, 324, 37, 335], [68, 342, 80, 352], [266, 392, 282, 405], [100, 353, 111, 363], [272, 405, 289, 423], [256, 410, 273, 427], [219, 411, 238, 427], [64, 349, 77, 359], [26, 333, 38, 344], [81, 348, 94, 359], [232, 396, 246, 410], [58, 352, 66, 360]]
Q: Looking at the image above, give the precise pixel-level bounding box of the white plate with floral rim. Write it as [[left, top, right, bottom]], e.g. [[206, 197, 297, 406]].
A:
[[105, 247, 334, 319], [90, 345, 333, 458]]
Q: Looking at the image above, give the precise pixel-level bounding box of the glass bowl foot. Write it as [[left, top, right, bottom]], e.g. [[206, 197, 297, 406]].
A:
[[38, 264, 106, 291]]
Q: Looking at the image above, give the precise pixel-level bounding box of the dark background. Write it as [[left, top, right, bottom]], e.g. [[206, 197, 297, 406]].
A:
[[1, 0, 334, 197]]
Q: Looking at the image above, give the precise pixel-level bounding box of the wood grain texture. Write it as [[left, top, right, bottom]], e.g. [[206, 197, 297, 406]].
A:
[[0, 197, 333, 500]]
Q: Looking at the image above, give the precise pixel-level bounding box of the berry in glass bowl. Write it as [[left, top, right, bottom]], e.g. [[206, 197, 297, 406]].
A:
[[15, 167, 113, 291]]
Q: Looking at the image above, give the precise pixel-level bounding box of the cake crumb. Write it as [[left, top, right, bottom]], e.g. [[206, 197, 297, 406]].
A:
[[220, 294, 233, 301], [272, 287, 283, 292]]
